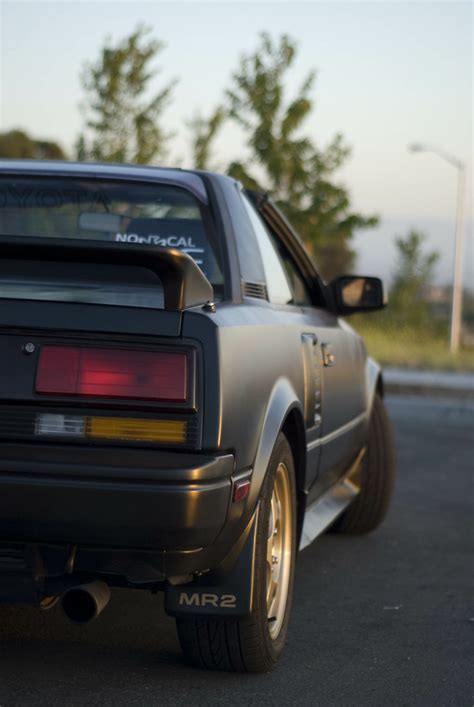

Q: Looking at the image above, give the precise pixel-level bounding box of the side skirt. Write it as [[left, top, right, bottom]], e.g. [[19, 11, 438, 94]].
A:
[[299, 448, 366, 551]]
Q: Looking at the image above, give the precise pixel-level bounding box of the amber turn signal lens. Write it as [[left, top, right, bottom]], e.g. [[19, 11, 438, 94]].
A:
[[86, 417, 187, 443]]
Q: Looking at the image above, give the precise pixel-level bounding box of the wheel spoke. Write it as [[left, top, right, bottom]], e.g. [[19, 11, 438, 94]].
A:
[[268, 498, 275, 539], [267, 533, 274, 568], [265, 461, 293, 640]]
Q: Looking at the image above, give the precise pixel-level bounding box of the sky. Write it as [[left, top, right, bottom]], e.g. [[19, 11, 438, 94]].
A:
[[0, 0, 472, 288]]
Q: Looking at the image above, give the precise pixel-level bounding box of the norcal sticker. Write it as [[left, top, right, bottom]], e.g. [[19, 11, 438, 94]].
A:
[[115, 233, 198, 248]]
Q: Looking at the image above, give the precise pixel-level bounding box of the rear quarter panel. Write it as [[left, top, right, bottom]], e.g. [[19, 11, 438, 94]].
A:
[[182, 302, 307, 473]]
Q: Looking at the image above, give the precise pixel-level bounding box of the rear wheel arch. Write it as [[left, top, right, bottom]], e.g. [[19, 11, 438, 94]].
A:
[[247, 378, 303, 507]]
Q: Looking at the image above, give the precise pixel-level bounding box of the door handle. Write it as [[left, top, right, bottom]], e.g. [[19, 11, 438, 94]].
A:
[[322, 343, 336, 367], [301, 333, 321, 428]]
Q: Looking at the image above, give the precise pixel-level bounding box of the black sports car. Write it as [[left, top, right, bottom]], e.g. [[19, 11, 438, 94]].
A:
[[0, 160, 394, 672]]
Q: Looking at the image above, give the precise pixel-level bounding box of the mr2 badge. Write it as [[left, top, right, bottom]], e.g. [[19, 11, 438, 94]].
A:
[[179, 592, 237, 608], [164, 586, 244, 617]]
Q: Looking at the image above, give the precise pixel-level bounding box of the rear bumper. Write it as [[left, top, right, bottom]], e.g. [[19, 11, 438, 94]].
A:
[[0, 443, 235, 552]]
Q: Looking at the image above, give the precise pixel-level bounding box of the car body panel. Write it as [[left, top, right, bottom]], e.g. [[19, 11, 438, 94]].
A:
[[0, 160, 385, 608]]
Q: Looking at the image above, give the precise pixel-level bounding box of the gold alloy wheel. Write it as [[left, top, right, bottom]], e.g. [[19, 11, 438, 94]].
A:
[[266, 461, 293, 640]]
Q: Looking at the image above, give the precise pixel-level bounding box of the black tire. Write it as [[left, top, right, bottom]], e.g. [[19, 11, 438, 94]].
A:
[[176, 433, 297, 673], [332, 395, 395, 534]]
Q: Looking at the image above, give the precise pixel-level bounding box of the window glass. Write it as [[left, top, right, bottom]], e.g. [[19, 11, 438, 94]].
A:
[[242, 196, 292, 305], [0, 177, 223, 288], [269, 233, 313, 306]]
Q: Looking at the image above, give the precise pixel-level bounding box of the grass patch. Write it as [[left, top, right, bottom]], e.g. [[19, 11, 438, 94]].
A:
[[352, 321, 474, 372]]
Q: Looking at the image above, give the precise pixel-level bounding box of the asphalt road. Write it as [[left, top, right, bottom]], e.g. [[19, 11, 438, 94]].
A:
[[0, 395, 472, 706]]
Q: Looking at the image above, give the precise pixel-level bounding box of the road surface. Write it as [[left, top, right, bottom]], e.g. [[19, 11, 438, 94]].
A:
[[0, 395, 472, 706]]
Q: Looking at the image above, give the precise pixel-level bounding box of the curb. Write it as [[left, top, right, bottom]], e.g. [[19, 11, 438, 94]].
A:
[[385, 383, 474, 399], [383, 368, 474, 399]]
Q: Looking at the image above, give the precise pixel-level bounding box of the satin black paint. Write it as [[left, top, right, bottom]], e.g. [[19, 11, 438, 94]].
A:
[[0, 160, 385, 608]]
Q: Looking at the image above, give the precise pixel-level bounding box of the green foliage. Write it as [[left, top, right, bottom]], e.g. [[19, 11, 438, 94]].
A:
[[388, 230, 440, 328], [78, 25, 175, 164], [188, 106, 225, 170], [462, 290, 474, 329], [351, 229, 449, 363], [76, 28, 378, 280], [0, 129, 66, 160], [225, 33, 378, 280], [354, 321, 474, 372]]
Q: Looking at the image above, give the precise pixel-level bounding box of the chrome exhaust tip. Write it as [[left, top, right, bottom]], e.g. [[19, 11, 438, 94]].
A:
[[61, 581, 110, 624]]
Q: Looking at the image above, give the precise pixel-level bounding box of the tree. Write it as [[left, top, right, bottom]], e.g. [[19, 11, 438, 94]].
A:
[[188, 106, 225, 170], [226, 33, 378, 280], [389, 230, 440, 328], [0, 129, 66, 160], [78, 25, 175, 164]]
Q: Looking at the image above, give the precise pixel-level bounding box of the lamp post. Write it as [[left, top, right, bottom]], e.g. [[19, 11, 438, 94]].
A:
[[409, 143, 466, 353]]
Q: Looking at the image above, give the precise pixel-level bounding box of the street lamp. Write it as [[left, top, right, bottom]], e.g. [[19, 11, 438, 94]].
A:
[[408, 142, 466, 353]]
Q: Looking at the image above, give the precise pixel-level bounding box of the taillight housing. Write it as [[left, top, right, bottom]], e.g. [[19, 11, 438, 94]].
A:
[[35, 346, 188, 402]]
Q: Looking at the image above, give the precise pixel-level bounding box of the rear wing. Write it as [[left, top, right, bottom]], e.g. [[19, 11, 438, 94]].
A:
[[0, 237, 214, 311]]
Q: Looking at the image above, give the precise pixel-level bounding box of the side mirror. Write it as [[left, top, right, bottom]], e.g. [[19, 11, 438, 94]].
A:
[[330, 275, 386, 315]]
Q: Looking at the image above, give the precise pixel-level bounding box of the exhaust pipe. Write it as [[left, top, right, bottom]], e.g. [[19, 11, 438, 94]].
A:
[[61, 581, 110, 624]]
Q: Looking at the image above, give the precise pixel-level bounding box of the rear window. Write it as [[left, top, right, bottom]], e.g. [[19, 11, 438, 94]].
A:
[[0, 176, 224, 303]]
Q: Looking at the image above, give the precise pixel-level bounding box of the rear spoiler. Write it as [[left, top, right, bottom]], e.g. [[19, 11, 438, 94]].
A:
[[0, 237, 214, 311]]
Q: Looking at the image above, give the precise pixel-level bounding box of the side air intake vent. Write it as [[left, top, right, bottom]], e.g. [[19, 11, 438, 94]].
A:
[[242, 281, 268, 300]]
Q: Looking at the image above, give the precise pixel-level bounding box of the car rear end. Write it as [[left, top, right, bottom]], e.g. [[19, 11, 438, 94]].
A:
[[0, 163, 237, 607]]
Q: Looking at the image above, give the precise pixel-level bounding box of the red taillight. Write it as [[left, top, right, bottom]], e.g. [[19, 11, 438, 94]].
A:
[[36, 346, 187, 402], [233, 479, 251, 503]]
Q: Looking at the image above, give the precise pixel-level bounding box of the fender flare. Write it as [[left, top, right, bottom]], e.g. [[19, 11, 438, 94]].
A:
[[247, 377, 305, 510]]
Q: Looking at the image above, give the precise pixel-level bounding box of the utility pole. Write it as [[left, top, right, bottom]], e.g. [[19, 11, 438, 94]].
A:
[[409, 143, 466, 352], [450, 164, 466, 352]]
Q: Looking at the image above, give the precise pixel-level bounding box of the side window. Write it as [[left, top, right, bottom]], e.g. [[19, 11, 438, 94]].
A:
[[242, 196, 292, 305], [268, 233, 313, 307]]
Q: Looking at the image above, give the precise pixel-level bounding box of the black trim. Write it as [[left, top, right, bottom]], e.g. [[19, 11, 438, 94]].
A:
[[329, 275, 386, 315], [0, 160, 209, 203], [216, 180, 265, 290], [198, 174, 240, 304]]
